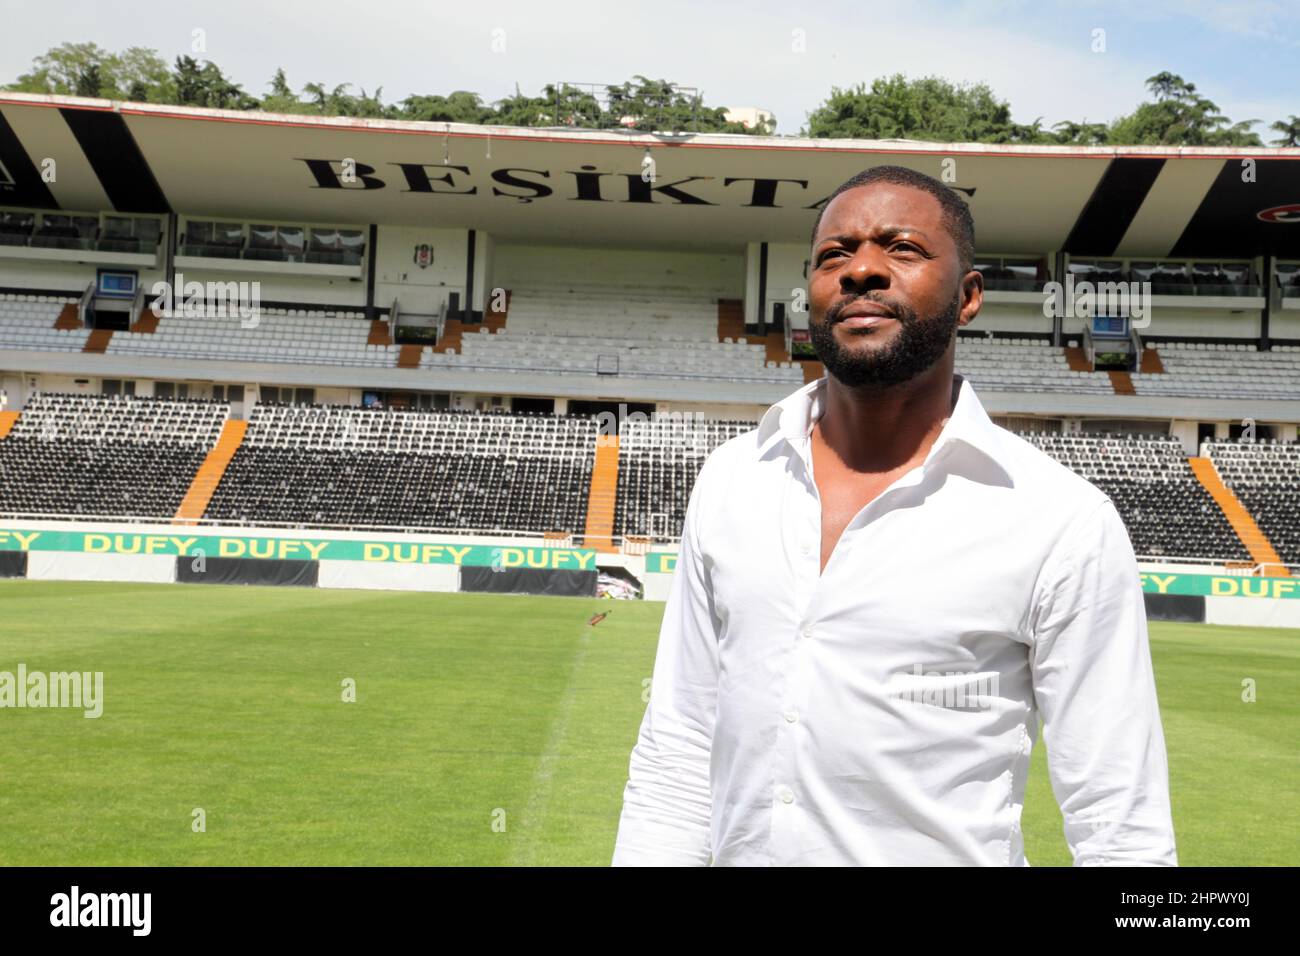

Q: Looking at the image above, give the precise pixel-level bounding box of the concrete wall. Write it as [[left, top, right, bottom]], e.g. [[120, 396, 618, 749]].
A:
[[374, 224, 474, 316], [496, 242, 743, 297]]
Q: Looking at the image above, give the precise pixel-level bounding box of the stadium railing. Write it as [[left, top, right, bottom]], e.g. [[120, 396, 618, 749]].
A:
[[1136, 554, 1300, 577], [0, 510, 689, 553]]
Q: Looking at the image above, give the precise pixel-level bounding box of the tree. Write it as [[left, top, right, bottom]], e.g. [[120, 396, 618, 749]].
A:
[[114, 47, 174, 102], [398, 90, 494, 124], [600, 76, 753, 133], [804, 74, 1049, 143], [5, 42, 172, 102], [491, 83, 557, 127], [7, 41, 113, 95], [172, 55, 258, 110], [259, 68, 302, 113], [1107, 72, 1261, 146], [1051, 120, 1109, 145], [1270, 115, 1300, 147]]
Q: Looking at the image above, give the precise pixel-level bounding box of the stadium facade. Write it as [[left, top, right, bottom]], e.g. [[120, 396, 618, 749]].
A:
[[0, 91, 1297, 622]]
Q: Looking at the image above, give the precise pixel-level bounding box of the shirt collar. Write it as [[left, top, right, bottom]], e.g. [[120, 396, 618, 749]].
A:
[[756, 371, 1013, 480]]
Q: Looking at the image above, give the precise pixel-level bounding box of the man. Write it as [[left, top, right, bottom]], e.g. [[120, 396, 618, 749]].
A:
[[611, 165, 1177, 866]]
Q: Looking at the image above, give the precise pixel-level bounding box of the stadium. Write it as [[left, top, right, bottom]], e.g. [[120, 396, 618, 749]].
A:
[[0, 87, 1297, 867]]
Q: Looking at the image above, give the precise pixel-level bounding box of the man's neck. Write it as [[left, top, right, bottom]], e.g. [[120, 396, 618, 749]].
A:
[[814, 361, 959, 475]]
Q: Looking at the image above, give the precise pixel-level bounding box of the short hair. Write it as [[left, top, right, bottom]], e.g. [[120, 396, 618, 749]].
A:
[[809, 165, 975, 274]]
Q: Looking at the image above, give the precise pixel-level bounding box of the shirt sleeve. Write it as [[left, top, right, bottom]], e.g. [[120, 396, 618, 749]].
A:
[[1029, 496, 1179, 866], [611, 469, 720, 866]]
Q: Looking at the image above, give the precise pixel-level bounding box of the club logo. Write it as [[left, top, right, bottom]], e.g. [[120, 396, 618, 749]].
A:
[[413, 243, 433, 267], [1256, 204, 1300, 224]]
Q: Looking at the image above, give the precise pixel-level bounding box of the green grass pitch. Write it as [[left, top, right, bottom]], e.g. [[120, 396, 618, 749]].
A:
[[0, 580, 1295, 866]]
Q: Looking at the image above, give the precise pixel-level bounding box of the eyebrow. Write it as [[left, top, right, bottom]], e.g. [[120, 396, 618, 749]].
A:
[[815, 226, 935, 250]]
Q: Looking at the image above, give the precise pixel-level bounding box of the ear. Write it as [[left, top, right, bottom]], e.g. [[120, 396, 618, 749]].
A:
[[958, 269, 983, 326]]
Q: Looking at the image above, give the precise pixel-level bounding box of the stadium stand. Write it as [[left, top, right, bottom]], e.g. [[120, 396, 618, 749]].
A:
[[954, 337, 1116, 394], [1206, 440, 1300, 566], [0, 393, 229, 518], [1131, 342, 1300, 400], [1024, 432, 1251, 561], [105, 307, 400, 368], [0, 391, 1290, 570], [614, 416, 753, 538], [202, 404, 597, 533], [0, 293, 88, 352], [422, 284, 804, 384], [434, 326, 803, 383]]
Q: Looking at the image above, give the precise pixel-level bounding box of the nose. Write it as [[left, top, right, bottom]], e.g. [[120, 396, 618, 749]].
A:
[[839, 242, 891, 294]]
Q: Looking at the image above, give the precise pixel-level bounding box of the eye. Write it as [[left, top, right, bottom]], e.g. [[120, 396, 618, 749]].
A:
[[818, 249, 845, 265]]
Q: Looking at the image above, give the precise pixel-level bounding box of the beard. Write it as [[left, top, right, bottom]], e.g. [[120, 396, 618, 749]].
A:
[[810, 290, 961, 389]]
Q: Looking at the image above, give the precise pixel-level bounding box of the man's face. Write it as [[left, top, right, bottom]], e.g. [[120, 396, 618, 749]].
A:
[[808, 182, 979, 389]]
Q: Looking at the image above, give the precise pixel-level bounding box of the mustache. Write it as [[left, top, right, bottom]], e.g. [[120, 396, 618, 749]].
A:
[[825, 294, 907, 324]]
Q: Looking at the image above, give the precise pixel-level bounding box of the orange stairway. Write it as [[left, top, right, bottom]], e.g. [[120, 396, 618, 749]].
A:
[[433, 297, 508, 355], [53, 303, 81, 330], [717, 298, 823, 383], [0, 411, 18, 440], [1139, 347, 1165, 374], [1107, 370, 1136, 395], [1063, 346, 1092, 371], [129, 309, 161, 334], [717, 298, 746, 341], [432, 321, 462, 354], [1188, 457, 1290, 577], [583, 435, 621, 553], [367, 320, 391, 346], [83, 328, 113, 353], [397, 344, 424, 368], [173, 420, 248, 525]]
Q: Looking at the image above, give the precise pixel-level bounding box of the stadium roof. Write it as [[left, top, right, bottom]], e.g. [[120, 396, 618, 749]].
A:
[[2, 91, 1299, 258]]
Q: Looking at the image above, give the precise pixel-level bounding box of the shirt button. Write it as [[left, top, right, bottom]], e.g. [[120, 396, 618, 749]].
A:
[[778, 787, 794, 804], [799, 541, 813, 555], [784, 709, 799, 723], [801, 625, 813, 640]]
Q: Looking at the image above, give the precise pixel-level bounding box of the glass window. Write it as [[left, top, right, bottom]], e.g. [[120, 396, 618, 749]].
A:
[[216, 222, 245, 246], [249, 224, 278, 248], [103, 216, 134, 239], [278, 226, 304, 254]]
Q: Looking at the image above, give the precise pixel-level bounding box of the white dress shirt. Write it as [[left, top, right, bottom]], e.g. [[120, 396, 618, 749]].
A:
[[612, 372, 1177, 866]]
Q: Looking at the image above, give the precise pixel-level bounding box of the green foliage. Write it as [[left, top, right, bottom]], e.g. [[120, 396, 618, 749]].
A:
[[1268, 115, 1300, 147], [804, 71, 1266, 147], [805, 73, 1048, 143], [0, 45, 1272, 145], [7, 42, 175, 103], [2, 43, 766, 133], [172, 55, 258, 110], [1106, 72, 1263, 146]]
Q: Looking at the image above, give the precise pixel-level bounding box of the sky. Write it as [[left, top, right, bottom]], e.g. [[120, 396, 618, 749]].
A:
[[0, 0, 1297, 140]]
